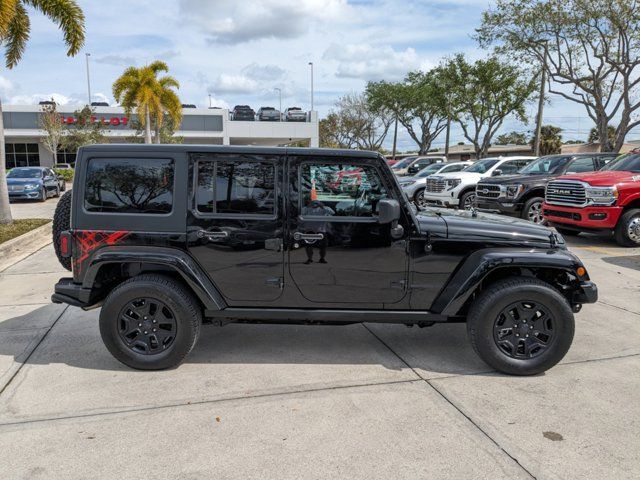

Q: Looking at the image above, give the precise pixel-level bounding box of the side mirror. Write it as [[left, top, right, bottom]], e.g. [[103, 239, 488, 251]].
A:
[[492, 169, 503, 176], [377, 198, 401, 224]]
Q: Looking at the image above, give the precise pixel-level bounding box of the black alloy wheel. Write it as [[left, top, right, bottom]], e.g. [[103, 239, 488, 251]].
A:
[[493, 301, 555, 359], [117, 297, 177, 355]]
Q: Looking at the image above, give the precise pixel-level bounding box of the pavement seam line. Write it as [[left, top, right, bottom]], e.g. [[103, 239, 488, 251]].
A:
[[360, 323, 537, 480], [0, 305, 68, 398], [596, 300, 640, 316], [0, 241, 53, 274], [0, 378, 421, 428]]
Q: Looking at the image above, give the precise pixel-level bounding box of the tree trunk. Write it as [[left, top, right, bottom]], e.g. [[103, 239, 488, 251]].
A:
[[154, 118, 161, 144], [144, 106, 152, 144], [0, 99, 13, 224]]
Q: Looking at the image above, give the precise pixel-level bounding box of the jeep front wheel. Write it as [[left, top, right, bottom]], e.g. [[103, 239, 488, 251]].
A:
[[467, 277, 574, 375], [99, 274, 202, 370], [614, 208, 640, 247]]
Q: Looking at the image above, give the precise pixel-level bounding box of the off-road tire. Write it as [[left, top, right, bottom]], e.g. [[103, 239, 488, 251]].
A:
[[555, 226, 580, 237], [614, 208, 640, 247], [53, 190, 73, 271], [467, 277, 574, 375], [99, 274, 202, 370]]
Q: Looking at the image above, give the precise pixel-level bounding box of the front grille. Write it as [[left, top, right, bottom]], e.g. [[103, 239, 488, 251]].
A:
[[544, 208, 582, 221], [9, 185, 25, 192], [476, 183, 501, 199], [425, 178, 446, 193], [545, 181, 586, 206]]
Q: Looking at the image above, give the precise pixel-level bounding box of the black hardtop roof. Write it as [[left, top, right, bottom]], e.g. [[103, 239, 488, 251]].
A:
[[78, 144, 381, 159]]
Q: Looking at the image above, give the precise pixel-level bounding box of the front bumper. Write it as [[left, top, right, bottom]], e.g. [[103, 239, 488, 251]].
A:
[[476, 198, 522, 214], [8, 190, 41, 200], [573, 281, 598, 304], [542, 203, 623, 229], [421, 190, 460, 207]]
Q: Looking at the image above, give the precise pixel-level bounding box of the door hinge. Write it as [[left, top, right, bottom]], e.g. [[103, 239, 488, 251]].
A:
[[266, 277, 284, 289]]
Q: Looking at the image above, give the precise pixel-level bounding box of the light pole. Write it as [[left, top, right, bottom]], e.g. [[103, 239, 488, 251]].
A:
[[275, 87, 282, 115], [533, 40, 548, 157], [85, 53, 92, 106], [208, 94, 212, 108], [308, 62, 314, 113]]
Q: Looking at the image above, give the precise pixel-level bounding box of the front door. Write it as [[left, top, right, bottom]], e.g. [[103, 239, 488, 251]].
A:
[[187, 151, 284, 303], [287, 155, 409, 305]]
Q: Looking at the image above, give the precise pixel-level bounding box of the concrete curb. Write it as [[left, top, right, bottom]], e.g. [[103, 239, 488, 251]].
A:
[[0, 222, 52, 273]]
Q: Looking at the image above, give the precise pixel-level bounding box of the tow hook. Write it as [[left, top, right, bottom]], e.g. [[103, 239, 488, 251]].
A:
[[571, 304, 582, 313]]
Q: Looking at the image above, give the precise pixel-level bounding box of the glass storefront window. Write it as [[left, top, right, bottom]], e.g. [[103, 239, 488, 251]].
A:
[[4, 143, 40, 169]]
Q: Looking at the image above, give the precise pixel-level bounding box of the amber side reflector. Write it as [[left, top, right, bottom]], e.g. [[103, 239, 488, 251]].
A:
[[576, 267, 586, 277]]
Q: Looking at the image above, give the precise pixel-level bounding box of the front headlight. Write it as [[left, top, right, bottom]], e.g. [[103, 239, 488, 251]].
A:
[[400, 180, 417, 187], [446, 178, 461, 189], [585, 185, 618, 205], [23, 183, 38, 190], [505, 184, 524, 198]]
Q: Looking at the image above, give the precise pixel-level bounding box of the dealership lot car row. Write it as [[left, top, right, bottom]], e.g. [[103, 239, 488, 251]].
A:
[[393, 151, 640, 247], [230, 105, 309, 121]]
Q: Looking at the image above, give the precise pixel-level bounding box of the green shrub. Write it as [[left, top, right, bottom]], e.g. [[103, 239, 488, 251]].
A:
[[54, 168, 74, 182]]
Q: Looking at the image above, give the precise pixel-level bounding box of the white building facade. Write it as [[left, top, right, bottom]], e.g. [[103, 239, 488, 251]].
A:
[[3, 105, 319, 169]]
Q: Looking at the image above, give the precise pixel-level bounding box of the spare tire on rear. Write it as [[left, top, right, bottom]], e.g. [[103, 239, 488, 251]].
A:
[[53, 190, 73, 271]]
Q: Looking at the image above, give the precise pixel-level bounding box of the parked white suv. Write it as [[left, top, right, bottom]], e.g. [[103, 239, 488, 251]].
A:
[[399, 161, 473, 207], [421, 156, 536, 210]]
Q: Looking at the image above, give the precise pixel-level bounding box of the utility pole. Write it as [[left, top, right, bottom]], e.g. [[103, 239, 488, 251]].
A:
[[208, 94, 212, 108], [534, 41, 548, 157], [444, 94, 451, 159], [391, 115, 398, 161], [85, 53, 92, 106], [275, 87, 282, 114], [308, 62, 314, 113]]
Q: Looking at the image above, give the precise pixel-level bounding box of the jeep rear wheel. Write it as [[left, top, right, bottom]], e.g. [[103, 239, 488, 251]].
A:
[[614, 208, 640, 247], [99, 274, 202, 370], [53, 190, 73, 271], [467, 277, 574, 375]]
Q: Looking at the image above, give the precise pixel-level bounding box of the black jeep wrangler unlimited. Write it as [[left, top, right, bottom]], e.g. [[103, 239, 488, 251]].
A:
[[475, 153, 618, 224], [51, 145, 597, 374]]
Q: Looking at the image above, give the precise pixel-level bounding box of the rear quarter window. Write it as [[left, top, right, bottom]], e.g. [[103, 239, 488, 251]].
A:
[[84, 158, 174, 214]]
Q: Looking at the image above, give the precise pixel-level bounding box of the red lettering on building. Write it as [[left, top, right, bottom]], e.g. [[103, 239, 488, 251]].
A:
[[59, 115, 129, 127]]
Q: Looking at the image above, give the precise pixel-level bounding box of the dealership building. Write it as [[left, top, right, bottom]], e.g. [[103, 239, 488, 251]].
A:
[[2, 104, 319, 169]]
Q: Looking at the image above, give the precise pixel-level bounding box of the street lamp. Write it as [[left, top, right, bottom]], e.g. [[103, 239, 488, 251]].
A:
[[308, 62, 314, 113], [85, 53, 92, 106], [274, 87, 282, 116]]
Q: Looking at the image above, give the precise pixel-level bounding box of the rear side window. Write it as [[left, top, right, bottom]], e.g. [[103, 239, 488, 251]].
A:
[[195, 157, 276, 215], [84, 158, 174, 214]]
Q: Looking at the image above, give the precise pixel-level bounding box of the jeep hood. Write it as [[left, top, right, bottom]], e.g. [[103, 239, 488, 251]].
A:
[[557, 171, 640, 186], [416, 207, 555, 247]]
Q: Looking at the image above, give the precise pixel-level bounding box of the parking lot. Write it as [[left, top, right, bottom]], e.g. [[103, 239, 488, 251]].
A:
[[0, 206, 638, 479]]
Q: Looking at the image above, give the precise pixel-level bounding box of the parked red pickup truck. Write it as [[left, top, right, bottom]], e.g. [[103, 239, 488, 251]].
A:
[[542, 151, 640, 247]]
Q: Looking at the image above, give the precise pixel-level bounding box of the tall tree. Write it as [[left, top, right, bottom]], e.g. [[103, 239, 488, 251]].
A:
[[477, 0, 640, 153], [0, 0, 85, 224], [39, 101, 64, 164], [364, 80, 405, 157], [319, 113, 357, 149], [112, 61, 181, 144], [533, 125, 563, 155], [495, 131, 529, 145], [439, 54, 536, 158], [366, 71, 448, 155], [588, 125, 616, 145]]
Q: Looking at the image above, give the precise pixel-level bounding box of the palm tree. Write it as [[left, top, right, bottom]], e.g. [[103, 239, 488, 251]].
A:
[[112, 61, 181, 145], [0, 0, 85, 224]]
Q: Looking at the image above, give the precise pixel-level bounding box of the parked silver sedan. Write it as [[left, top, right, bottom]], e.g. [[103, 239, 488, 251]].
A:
[[399, 161, 473, 206]]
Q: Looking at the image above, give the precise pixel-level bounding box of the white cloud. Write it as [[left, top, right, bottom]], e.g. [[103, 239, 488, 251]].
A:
[[179, 0, 350, 44], [95, 54, 137, 66], [241, 63, 286, 82], [8, 93, 76, 106], [323, 43, 426, 81], [211, 74, 261, 95], [0, 76, 12, 96], [202, 95, 229, 109]]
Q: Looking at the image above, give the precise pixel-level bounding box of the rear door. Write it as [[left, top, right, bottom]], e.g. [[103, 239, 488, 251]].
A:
[[187, 151, 284, 303], [287, 154, 409, 306]]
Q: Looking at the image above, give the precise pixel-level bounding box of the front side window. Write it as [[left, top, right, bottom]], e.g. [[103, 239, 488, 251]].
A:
[[196, 157, 276, 215], [84, 158, 174, 214], [443, 164, 466, 173], [300, 163, 388, 218], [497, 160, 521, 175], [417, 163, 444, 177], [601, 153, 640, 173], [566, 157, 596, 173], [465, 159, 499, 173]]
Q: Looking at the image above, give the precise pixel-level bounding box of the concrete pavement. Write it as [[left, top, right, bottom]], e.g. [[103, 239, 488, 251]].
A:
[[0, 238, 638, 479]]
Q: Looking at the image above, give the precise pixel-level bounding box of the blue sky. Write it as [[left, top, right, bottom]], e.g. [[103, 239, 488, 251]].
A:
[[0, 0, 636, 150]]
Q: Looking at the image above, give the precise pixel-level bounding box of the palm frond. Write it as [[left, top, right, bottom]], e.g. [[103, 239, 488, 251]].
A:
[[0, 0, 18, 37], [25, 0, 85, 55], [4, 3, 30, 68]]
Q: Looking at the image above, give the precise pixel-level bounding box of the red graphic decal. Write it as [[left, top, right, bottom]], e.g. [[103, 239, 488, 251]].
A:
[[73, 230, 130, 274]]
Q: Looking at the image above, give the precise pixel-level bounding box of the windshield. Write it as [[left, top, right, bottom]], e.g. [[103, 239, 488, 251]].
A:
[[464, 159, 499, 174], [519, 155, 571, 174], [416, 163, 444, 177], [601, 153, 640, 173], [7, 168, 42, 178], [392, 157, 417, 169]]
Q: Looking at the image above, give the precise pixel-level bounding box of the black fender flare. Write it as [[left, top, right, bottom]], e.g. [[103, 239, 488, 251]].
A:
[[431, 248, 586, 316], [84, 246, 226, 311]]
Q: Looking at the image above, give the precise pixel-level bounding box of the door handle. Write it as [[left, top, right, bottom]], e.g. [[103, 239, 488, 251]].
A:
[[293, 232, 324, 241], [197, 230, 229, 240]]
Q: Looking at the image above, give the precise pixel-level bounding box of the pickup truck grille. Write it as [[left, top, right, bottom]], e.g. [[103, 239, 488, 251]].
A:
[[425, 178, 446, 193], [476, 183, 501, 199], [545, 181, 586, 206]]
